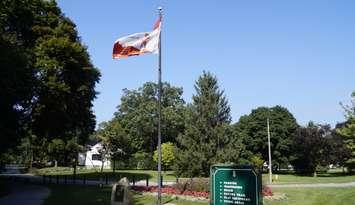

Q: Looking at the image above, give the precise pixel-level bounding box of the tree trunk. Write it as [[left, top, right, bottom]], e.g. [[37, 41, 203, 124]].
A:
[[73, 156, 77, 177], [100, 152, 105, 186], [113, 160, 115, 173], [100, 158, 104, 173], [29, 149, 33, 170]]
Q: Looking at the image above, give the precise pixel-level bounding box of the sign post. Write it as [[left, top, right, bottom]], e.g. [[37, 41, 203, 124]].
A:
[[210, 165, 262, 205]]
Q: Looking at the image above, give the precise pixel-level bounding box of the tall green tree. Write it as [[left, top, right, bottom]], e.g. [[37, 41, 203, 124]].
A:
[[95, 120, 129, 171], [175, 71, 244, 177], [47, 138, 66, 167], [32, 17, 100, 144], [337, 91, 355, 172], [114, 82, 185, 154], [0, 0, 100, 166], [326, 128, 350, 171], [0, 0, 39, 154], [234, 106, 299, 169]]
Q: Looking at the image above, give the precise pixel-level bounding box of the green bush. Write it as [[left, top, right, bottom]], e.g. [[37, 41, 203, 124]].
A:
[[111, 160, 127, 170], [345, 159, 355, 173], [35, 166, 73, 175], [173, 178, 209, 192], [130, 152, 156, 170], [316, 165, 329, 174]]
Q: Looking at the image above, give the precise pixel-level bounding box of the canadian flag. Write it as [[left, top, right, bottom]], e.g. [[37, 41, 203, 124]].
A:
[[112, 17, 161, 59]]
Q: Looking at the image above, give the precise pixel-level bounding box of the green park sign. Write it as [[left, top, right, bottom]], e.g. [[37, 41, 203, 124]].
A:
[[210, 165, 262, 205]]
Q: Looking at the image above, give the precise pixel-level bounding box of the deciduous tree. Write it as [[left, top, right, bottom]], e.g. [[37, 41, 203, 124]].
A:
[[337, 91, 355, 172], [234, 106, 299, 169], [0, 0, 100, 167], [114, 82, 185, 154], [291, 122, 332, 176], [153, 142, 175, 171]]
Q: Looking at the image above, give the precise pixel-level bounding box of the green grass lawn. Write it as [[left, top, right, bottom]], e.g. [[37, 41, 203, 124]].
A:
[[44, 184, 355, 205], [264, 187, 355, 205], [35, 167, 176, 182], [44, 184, 208, 205], [43, 184, 111, 205], [262, 173, 355, 184], [0, 179, 11, 198], [36, 167, 355, 185]]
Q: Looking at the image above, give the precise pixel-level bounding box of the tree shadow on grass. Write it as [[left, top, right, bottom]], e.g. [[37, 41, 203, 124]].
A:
[[50, 171, 151, 183], [0, 178, 12, 197], [283, 172, 351, 177], [133, 192, 174, 205], [272, 170, 351, 177], [315, 172, 351, 177]]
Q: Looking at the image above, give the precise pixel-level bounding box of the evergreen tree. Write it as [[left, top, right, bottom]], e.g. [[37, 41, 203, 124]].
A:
[[175, 71, 244, 177]]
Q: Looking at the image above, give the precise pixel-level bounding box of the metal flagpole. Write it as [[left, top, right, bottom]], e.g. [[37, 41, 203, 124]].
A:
[[157, 6, 163, 205], [267, 118, 272, 184]]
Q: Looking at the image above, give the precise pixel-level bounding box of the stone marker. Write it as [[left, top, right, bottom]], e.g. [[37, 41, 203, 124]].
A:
[[210, 164, 262, 205], [111, 177, 133, 205]]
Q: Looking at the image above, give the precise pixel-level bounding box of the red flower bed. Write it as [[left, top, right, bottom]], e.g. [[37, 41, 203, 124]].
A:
[[133, 185, 273, 198], [262, 186, 273, 196], [132, 186, 209, 198]]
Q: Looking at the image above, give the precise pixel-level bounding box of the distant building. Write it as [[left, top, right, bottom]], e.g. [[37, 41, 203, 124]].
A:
[[78, 141, 111, 169]]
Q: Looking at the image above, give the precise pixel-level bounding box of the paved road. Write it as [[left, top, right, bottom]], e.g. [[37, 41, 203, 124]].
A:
[[0, 182, 50, 205], [269, 182, 355, 188]]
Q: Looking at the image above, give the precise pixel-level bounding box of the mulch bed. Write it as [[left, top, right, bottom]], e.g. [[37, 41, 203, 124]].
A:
[[132, 186, 209, 198]]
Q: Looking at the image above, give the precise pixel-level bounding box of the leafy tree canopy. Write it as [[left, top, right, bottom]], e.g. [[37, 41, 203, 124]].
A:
[[0, 0, 100, 166], [95, 120, 130, 159], [114, 82, 185, 154], [337, 91, 355, 172], [153, 142, 175, 170], [234, 105, 299, 168], [291, 122, 333, 175]]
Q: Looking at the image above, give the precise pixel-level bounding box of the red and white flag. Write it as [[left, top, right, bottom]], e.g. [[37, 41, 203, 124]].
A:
[[113, 17, 161, 59]]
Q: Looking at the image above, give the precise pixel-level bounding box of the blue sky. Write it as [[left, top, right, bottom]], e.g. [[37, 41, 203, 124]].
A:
[[57, 0, 354, 127]]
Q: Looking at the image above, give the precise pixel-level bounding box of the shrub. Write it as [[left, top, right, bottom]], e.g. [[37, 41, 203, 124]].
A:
[[345, 159, 355, 173], [130, 152, 156, 170], [173, 178, 209, 193]]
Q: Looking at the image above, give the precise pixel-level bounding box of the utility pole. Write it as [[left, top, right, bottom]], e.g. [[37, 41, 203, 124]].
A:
[[267, 118, 272, 184]]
